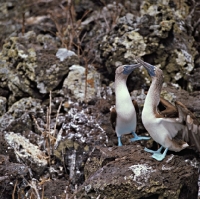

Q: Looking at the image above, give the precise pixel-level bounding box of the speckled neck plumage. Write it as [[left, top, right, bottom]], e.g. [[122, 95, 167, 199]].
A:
[[145, 78, 162, 108], [144, 70, 163, 114]]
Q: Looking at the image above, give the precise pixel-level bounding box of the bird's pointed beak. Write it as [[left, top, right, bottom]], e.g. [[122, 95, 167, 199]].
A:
[[122, 63, 141, 75], [135, 57, 156, 77]]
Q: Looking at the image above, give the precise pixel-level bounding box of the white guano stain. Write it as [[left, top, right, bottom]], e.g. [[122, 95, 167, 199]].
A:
[[128, 164, 156, 184]]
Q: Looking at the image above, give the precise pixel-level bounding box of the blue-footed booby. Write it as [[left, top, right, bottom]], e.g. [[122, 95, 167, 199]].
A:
[[110, 64, 150, 146], [135, 57, 200, 161]]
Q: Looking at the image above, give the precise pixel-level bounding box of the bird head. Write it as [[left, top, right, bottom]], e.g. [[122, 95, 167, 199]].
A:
[[115, 63, 140, 76], [135, 57, 163, 77]]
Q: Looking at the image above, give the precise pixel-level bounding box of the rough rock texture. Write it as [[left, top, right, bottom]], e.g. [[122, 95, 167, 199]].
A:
[[0, 0, 200, 198], [63, 65, 102, 101], [0, 88, 115, 188], [0, 154, 29, 199], [4, 131, 48, 174], [0, 97, 42, 132], [53, 96, 115, 185], [188, 68, 200, 91], [0, 96, 7, 116], [79, 146, 198, 199], [0, 31, 79, 106], [99, 0, 199, 90]]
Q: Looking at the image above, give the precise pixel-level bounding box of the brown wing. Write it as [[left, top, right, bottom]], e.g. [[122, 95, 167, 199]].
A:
[[144, 87, 178, 118], [175, 101, 200, 152], [110, 106, 117, 130], [158, 97, 178, 118]]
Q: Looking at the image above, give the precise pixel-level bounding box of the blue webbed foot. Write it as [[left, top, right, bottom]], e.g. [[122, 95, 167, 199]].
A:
[[130, 132, 150, 142], [144, 146, 163, 154], [152, 148, 168, 161], [118, 137, 123, 146], [145, 147, 168, 161]]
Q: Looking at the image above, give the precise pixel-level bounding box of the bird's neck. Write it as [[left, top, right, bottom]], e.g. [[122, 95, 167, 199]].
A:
[[115, 76, 132, 107], [144, 76, 162, 113]]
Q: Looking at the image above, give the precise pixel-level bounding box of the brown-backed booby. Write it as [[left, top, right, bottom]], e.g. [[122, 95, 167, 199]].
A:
[[135, 57, 200, 161], [110, 64, 150, 146]]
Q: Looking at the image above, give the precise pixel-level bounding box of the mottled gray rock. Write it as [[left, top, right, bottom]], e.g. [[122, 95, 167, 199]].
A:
[[4, 132, 48, 174], [0, 97, 42, 132], [53, 96, 113, 185], [188, 68, 200, 91], [0, 96, 7, 116], [0, 154, 29, 197], [99, 0, 198, 89], [0, 31, 79, 106], [56, 48, 76, 62], [0, 1, 199, 198], [63, 65, 102, 101]]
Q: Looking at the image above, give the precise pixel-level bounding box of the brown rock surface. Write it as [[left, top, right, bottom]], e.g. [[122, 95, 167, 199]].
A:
[[81, 145, 198, 199]]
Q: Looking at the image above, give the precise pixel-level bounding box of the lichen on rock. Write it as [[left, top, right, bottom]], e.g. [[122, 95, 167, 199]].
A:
[[0, 31, 79, 106], [99, 0, 197, 89], [63, 64, 102, 101], [4, 131, 48, 174]]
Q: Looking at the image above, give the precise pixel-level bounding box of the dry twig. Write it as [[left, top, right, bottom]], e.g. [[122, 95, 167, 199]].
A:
[[12, 180, 18, 199]]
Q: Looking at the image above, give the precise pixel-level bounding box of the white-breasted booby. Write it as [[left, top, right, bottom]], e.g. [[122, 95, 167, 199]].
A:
[[110, 64, 150, 146], [136, 57, 200, 161]]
